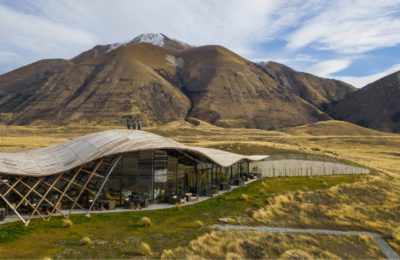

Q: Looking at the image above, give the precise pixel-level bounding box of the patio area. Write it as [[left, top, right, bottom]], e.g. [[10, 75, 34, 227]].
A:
[[0, 179, 258, 226]]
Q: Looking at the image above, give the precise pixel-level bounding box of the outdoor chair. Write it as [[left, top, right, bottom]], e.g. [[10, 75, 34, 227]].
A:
[[168, 196, 185, 204], [0, 208, 6, 221], [184, 193, 199, 202]]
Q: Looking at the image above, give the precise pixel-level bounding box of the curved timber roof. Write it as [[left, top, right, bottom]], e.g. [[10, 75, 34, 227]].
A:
[[0, 130, 268, 176]]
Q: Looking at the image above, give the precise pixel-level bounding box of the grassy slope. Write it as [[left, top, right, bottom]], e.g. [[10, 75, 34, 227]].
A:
[[280, 120, 388, 136], [0, 175, 364, 259]]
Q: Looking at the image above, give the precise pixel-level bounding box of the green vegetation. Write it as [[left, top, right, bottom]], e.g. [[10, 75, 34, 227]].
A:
[[0, 175, 364, 259]]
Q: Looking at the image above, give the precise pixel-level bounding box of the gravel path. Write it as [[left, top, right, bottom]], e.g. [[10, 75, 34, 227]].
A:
[[215, 225, 399, 260]]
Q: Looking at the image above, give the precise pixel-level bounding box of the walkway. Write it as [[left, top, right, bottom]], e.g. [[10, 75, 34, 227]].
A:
[[216, 225, 400, 260]]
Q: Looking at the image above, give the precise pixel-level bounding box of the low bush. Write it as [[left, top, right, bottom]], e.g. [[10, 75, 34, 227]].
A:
[[241, 194, 248, 201], [140, 217, 152, 227], [193, 220, 203, 228], [79, 237, 93, 246], [175, 202, 181, 211], [61, 219, 73, 228]]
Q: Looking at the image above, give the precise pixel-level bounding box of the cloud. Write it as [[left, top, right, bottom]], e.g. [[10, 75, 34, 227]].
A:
[[286, 0, 400, 54], [0, 5, 95, 54], [305, 59, 353, 77], [331, 64, 400, 88]]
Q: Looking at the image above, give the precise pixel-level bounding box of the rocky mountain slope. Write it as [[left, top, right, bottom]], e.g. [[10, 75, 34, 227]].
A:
[[327, 71, 400, 133], [71, 33, 193, 64], [257, 62, 356, 111], [0, 33, 350, 129], [176, 46, 330, 129]]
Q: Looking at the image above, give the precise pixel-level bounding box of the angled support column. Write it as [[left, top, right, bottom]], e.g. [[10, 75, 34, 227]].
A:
[[16, 177, 68, 216], [0, 177, 46, 221], [47, 165, 85, 220], [25, 173, 64, 226], [0, 193, 27, 225], [86, 155, 121, 217], [14, 177, 43, 211], [67, 159, 104, 217], [39, 180, 86, 212]]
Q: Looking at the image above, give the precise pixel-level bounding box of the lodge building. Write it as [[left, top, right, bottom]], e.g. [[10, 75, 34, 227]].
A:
[[0, 130, 267, 225]]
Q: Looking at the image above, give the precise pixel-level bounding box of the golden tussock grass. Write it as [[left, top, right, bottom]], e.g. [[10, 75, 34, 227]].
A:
[[140, 217, 152, 227], [175, 202, 182, 211], [61, 219, 73, 228], [252, 176, 400, 253], [241, 194, 248, 201], [139, 242, 151, 255], [41, 257, 52, 260], [259, 189, 266, 195], [261, 182, 268, 188], [193, 220, 203, 228], [227, 218, 236, 223], [79, 237, 93, 246], [160, 230, 383, 259]]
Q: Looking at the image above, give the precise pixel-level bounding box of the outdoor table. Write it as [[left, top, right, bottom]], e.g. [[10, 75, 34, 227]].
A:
[[131, 198, 145, 210], [94, 200, 109, 211]]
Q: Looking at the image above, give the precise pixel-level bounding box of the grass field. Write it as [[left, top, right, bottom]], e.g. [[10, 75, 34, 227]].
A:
[[0, 175, 364, 259], [0, 119, 399, 258]]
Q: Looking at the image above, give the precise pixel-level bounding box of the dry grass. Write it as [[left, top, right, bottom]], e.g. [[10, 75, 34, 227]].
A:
[[259, 189, 266, 195], [175, 203, 181, 211], [252, 175, 400, 252], [227, 218, 236, 223], [160, 230, 384, 259], [61, 219, 73, 228], [79, 237, 93, 246], [193, 220, 203, 228], [139, 242, 152, 255], [241, 194, 248, 201], [140, 217, 152, 227]]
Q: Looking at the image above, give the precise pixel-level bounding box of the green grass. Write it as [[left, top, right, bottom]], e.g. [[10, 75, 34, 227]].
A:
[[0, 174, 365, 259]]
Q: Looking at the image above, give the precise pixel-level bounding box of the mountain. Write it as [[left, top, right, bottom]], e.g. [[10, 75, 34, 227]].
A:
[[257, 62, 357, 111], [71, 33, 193, 64], [175, 45, 330, 129], [0, 33, 332, 128], [327, 71, 400, 133]]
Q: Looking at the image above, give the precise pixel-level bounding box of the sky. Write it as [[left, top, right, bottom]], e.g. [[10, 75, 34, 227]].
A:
[[1, 0, 400, 88]]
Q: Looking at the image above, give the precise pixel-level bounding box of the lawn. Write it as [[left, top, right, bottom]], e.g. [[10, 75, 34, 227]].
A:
[[0, 175, 365, 259]]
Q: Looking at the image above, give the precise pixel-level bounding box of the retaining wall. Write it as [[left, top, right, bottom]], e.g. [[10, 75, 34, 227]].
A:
[[250, 160, 370, 177]]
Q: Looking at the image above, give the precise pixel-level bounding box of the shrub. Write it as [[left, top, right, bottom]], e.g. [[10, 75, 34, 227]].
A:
[[241, 194, 248, 201], [260, 189, 266, 195], [194, 220, 203, 228], [140, 242, 151, 255], [79, 237, 93, 246], [237, 147, 241, 150], [175, 202, 181, 211], [227, 218, 236, 223], [61, 219, 73, 228], [140, 217, 152, 227], [321, 181, 328, 187], [261, 182, 268, 188]]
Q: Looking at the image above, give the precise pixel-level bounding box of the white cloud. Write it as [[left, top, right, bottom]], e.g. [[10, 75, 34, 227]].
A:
[[0, 5, 95, 54], [305, 59, 353, 77], [286, 0, 400, 54], [331, 64, 400, 88]]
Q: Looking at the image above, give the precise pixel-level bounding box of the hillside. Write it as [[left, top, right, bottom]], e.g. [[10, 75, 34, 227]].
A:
[[327, 71, 400, 133], [258, 62, 356, 111], [71, 33, 193, 64], [176, 46, 330, 130], [281, 120, 387, 136], [0, 43, 191, 125]]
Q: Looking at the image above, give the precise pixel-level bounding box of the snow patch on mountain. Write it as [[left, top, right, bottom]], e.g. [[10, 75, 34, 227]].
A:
[[105, 33, 193, 53]]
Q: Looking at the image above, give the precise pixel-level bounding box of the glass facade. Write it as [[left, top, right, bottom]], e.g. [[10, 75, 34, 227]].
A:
[[0, 149, 250, 215]]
